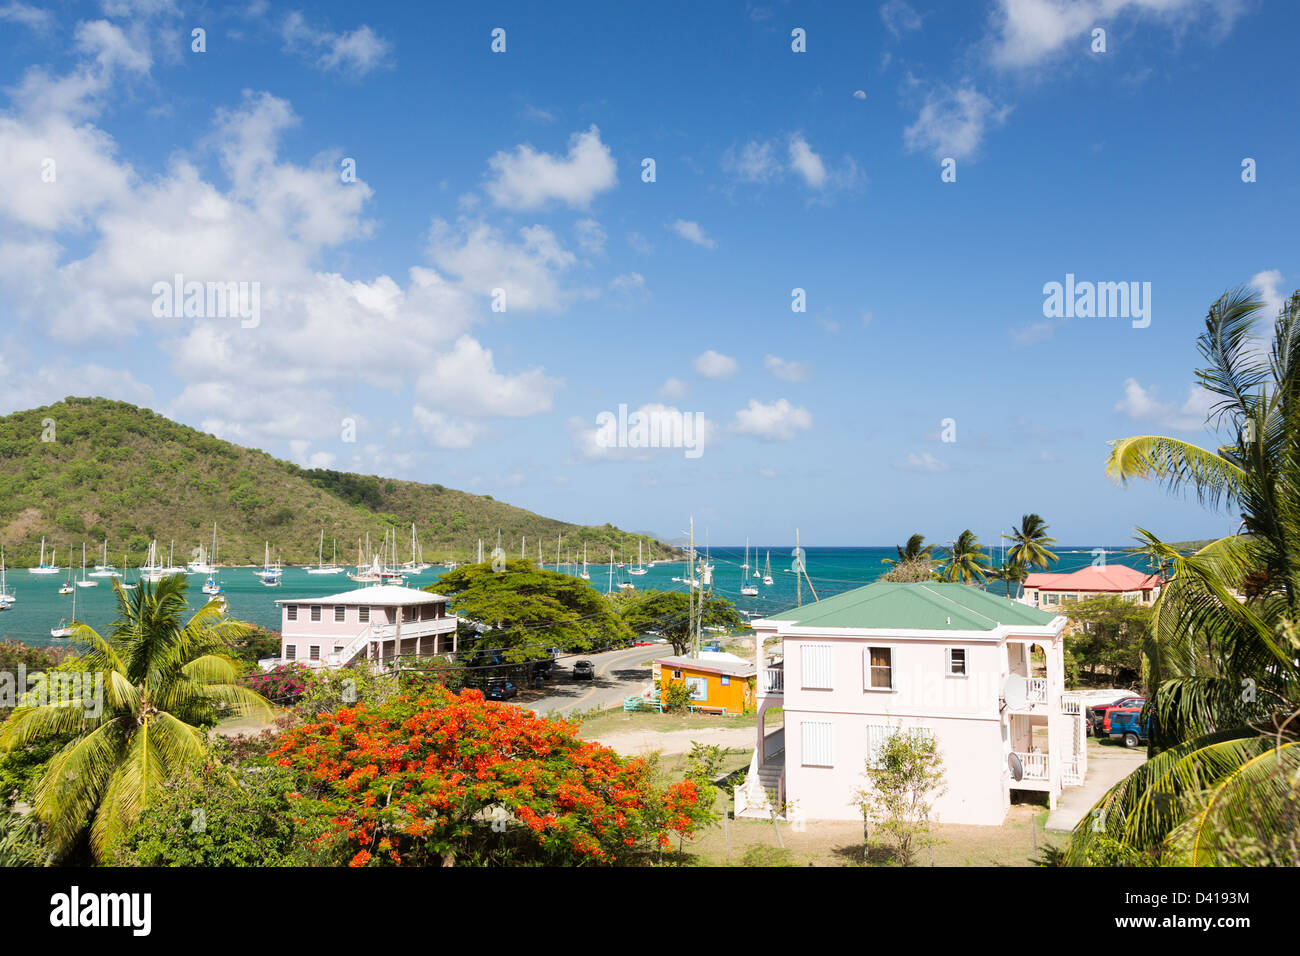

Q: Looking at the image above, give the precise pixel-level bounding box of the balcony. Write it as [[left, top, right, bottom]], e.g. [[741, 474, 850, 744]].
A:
[[760, 660, 784, 696]]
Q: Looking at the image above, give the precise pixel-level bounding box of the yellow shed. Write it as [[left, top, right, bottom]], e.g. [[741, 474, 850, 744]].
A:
[[656, 653, 756, 715]]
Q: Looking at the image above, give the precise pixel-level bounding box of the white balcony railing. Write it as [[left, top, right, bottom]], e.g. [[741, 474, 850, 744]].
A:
[[1013, 751, 1049, 780], [1026, 677, 1048, 703], [762, 669, 784, 694]]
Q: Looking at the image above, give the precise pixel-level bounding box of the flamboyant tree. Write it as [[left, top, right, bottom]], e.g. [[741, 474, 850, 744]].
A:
[[272, 688, 707, 866]]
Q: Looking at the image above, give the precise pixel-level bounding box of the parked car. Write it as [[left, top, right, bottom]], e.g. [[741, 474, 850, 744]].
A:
[[1107, 708, 1149, 747], [1087, 696, 1145, 736], [1101, 702, 1146, 735], [573, 660, 595, 679], [483, 678, 518, 701]]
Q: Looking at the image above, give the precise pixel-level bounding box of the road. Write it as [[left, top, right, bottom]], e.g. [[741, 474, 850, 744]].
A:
[[1045, 739, 1148, 832], [526, 644, 662, 717]]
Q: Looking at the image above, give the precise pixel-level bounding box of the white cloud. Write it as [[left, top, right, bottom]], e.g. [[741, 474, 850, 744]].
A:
[[569, 404, 717, 461], [1114, 378, 1213, 432], [671, 219, 717, 249], [427, 219, 576, 312], [658, 377, 688, 399], [0, 3, 52, 29], [722, 140, 782, 184], [412, 406, 480, 449], [881, 0, 923, 37], [988, 0, 1244, 69], [763, 355, 810, 382], [732, 398, 813, 441], [852, 89, 867, 100], [895, 451, 950, 472], [416, 335, 562, 419], [1250, 269, 1285, 320], [281, 12, 391, 75], [574, 217, 606, 254], [904, 85, 1010, 161], [787, 134, 828, 189], [485, 125, 618, 211], [723, 133, 861, 194], [694, 350, 738, 379]]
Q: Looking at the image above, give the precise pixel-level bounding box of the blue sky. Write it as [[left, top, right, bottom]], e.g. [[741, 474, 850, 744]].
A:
[[0, 0, 1295, 548]]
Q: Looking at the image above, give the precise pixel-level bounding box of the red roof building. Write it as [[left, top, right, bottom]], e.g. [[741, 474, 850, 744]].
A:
[[1021, 564, 1162, 609]]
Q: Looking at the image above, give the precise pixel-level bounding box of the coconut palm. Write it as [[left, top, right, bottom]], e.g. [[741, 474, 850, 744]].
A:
[[1004, 514, 1058, 571], [992, 557, 1028, 598], [1066, 286, 1300, 865], [882, 533, 932, 566], [0, 575, 272, 860], [937, 530, 990, 584]]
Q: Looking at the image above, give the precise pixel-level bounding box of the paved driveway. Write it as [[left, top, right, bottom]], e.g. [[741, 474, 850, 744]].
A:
[[526, 644, 661, 717], [1045, 739, 1148, 832]]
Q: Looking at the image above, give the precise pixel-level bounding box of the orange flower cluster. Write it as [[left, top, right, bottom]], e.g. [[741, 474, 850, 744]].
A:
[[271, 689, 707, 866]]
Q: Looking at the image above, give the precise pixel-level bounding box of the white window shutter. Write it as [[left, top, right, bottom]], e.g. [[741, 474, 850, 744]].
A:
[[802, 721, 833, 767], [801, 644, 833, 689], [866, 723, 889, 768]]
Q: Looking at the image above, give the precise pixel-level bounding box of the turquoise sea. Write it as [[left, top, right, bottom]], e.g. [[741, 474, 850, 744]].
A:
[[0, 545, 1157, 649]]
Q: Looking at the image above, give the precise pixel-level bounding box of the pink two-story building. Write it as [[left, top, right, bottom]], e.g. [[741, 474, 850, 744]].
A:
[[273, 584, 458, 669], [740, 581, 1080, 826]]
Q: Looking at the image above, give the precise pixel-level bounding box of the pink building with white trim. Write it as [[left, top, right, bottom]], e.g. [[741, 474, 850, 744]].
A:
[[272, 584, 458, 669], [738, 581, 1084, 826]]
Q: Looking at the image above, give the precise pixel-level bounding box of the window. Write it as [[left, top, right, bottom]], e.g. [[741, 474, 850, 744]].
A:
[[310, 605, 322, 622], [286, 605, 297, 621], [309, 645, 320, 661], [867, 724, 935, 768], [801, 721, 833, 767], [946, 647, 967, 677], [866, 647, 893, 690], [720, 675, 730, 686], [359, 606, 370, 623], [684, 677, 707, 701], [801, 644, 833, 690], [672, 669, 682, 679], [334, 606, 345, 622], [285, 644, 296, 660]]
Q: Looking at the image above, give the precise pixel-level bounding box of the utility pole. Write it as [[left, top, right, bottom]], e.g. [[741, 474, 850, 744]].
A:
[[796, 528, 802, 608], [689, 516, 699, 660]]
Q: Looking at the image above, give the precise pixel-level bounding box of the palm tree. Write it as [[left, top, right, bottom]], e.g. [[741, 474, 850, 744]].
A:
[[992, 557, 1028, 598], [1004, 514, 1059, 571], [1066, 286, 1300, 865], [0, 576, 272, 860], [882, 533, 932, 566], [937, 530, 990, 584]]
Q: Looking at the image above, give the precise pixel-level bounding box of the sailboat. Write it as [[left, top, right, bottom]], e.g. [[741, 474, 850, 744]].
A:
[[762, 550, 773, 586], [202, 526, 223, 595], [580, 545, 590, 580], [629, 541, 647, 576], [187, 527, 215, 574], [142, 540, 165, 583], [0, 548, 14, 608], [52, 583, 77, 638], [121, 550, 137, 590], [76, 543, 98, 587], [253, 542, 282, 586], [59, 550, 74, 594], [90, 540, 120, 577], [740, 539, 758, 596], [29, 538, 60, 574], [307, 530, 345, 574]]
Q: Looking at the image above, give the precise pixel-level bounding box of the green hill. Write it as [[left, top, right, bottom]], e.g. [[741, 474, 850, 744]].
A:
[[0, 397, 677, 568]]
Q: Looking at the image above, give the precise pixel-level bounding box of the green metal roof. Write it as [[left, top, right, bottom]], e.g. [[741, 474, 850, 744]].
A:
[[763, 582, 1059, 631]]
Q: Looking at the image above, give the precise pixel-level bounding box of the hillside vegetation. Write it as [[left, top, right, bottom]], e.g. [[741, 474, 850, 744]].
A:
[[0, 397, 676, 568]]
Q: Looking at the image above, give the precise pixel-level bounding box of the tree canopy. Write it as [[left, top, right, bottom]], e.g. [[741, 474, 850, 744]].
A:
[[431, 560, 633, 663]]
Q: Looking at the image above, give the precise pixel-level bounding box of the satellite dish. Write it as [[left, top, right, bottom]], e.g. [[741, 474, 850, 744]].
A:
[[1002, 674, 1028, 710], [1008, 752, 1024, 782]]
